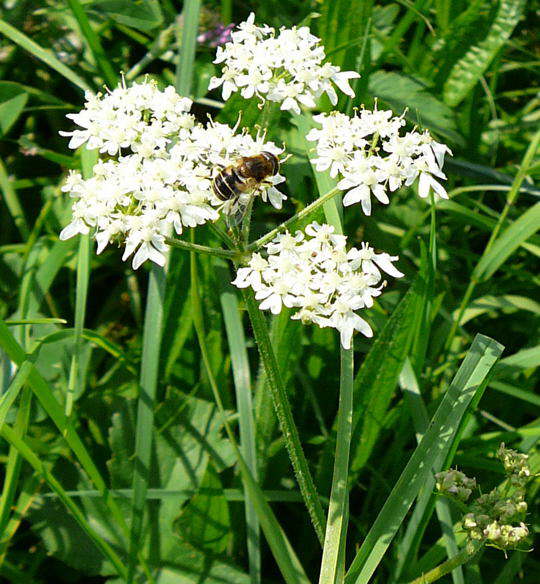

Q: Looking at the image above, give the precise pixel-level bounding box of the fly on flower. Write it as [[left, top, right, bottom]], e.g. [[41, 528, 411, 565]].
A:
[[212, 151, 285, 225]]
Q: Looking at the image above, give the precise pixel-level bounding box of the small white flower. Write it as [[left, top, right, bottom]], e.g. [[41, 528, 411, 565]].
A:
[[232, 221, 403, 348], [209, 13, 360, 110]]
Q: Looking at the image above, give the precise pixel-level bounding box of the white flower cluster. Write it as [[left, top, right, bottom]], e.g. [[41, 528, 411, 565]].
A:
[[306, 108, 452, 215], [59, 80, 285, 268], [232, 222, 403, 349], [209, 13, 359, 114]]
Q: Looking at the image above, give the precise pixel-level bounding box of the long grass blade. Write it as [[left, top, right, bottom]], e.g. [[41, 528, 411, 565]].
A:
[[0, 321, 130, 546], [0, 157, 29, 239], [191, 254, 311, 584], [394, 359, 464, 584], [345, 334, 504, 584], [65, 148, 96, 416], [0, 19, 91, 91], [219, 265, 261, 584], [66, 0, 118, 87], [175, 0, 202, 95], [0, 424, 127, 579], [126, 264, 166, 584]]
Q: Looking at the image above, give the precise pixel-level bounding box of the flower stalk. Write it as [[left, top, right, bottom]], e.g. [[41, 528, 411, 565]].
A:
[[408, 541, 483, 584], [247, 186, 341, 251], [165, 236, 245, 259], [241, 285, 326, 544], [318, 346, 354, 583]]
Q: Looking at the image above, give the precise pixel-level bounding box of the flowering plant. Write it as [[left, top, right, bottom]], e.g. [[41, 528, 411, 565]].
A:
[[436, 444, 532, 552]]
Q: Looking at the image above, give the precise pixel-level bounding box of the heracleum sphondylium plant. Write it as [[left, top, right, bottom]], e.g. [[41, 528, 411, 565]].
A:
[[55, 10, 458, 583]]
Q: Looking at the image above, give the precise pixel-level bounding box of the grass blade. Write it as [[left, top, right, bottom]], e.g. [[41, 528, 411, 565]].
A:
[[394, 359, 464, 584], [345, 334, 504, 584], [66, 0, 118, 87], [473, 201, 540, 281], [219, 265, 261, 584], [175, 0, 202, 95], [318, 347, 354, 584], [0, 157, 29, 239], [0, 19, 91, 92], [65, 148, 96, 416], [0, 320, 130, 547], [126, 264, 166, 584]]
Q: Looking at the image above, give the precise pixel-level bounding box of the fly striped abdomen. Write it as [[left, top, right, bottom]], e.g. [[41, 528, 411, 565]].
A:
[[213, 167, 244, 201]]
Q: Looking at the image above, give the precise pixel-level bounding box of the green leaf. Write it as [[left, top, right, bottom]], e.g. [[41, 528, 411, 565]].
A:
[[0, 82, 28, 137], [457, 294, 540, 325], [174, 465, 231, 555], [350, 274, 426, 474], [345, 334, 504, 584], [472, 202, 540, 281], [443, 0, 526, 106], [368, 71, 462, 144], [90, 0, 163, 32], [427, 0, 496, 84]]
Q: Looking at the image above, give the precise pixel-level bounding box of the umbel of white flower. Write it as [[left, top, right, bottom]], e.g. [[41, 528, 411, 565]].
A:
[[232, 222, 404, 349], [306, 109, 452, 215], [59, 80, 286, 269], [208, 13, 360, 114]]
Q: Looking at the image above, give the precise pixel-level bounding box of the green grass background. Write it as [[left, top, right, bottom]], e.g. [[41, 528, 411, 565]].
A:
[[0, 1, 538, 583]]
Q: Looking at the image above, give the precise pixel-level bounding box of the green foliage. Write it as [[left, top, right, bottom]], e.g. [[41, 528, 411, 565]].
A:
[[0, 1, 538, 583]]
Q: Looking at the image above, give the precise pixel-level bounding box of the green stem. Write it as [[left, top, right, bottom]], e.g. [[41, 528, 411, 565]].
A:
[[319, 346, 354, 584], [241, 286, 326, 544], [483, 129, 540, 253], [408, 542, 483, 584], [190, 255, 311, 584], [127, 264, 166, 584], [65, 234, 90, 416], [247, 186, 341, 251], [165, 236, 243, 259]]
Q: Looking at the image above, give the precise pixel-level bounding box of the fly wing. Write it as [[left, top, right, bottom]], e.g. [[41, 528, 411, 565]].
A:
[[227, 203, 249, 227]]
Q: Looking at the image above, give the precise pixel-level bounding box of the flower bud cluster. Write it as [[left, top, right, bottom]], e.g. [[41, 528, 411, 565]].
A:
[[436, 443, 532, 552], [59, 80, 285, 269], [497, 443, 531, 483], [209, 13, 359, 114], [306, 109, 452, 215], [435, 469, 476, 502], [232, 222, 404, 349]]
